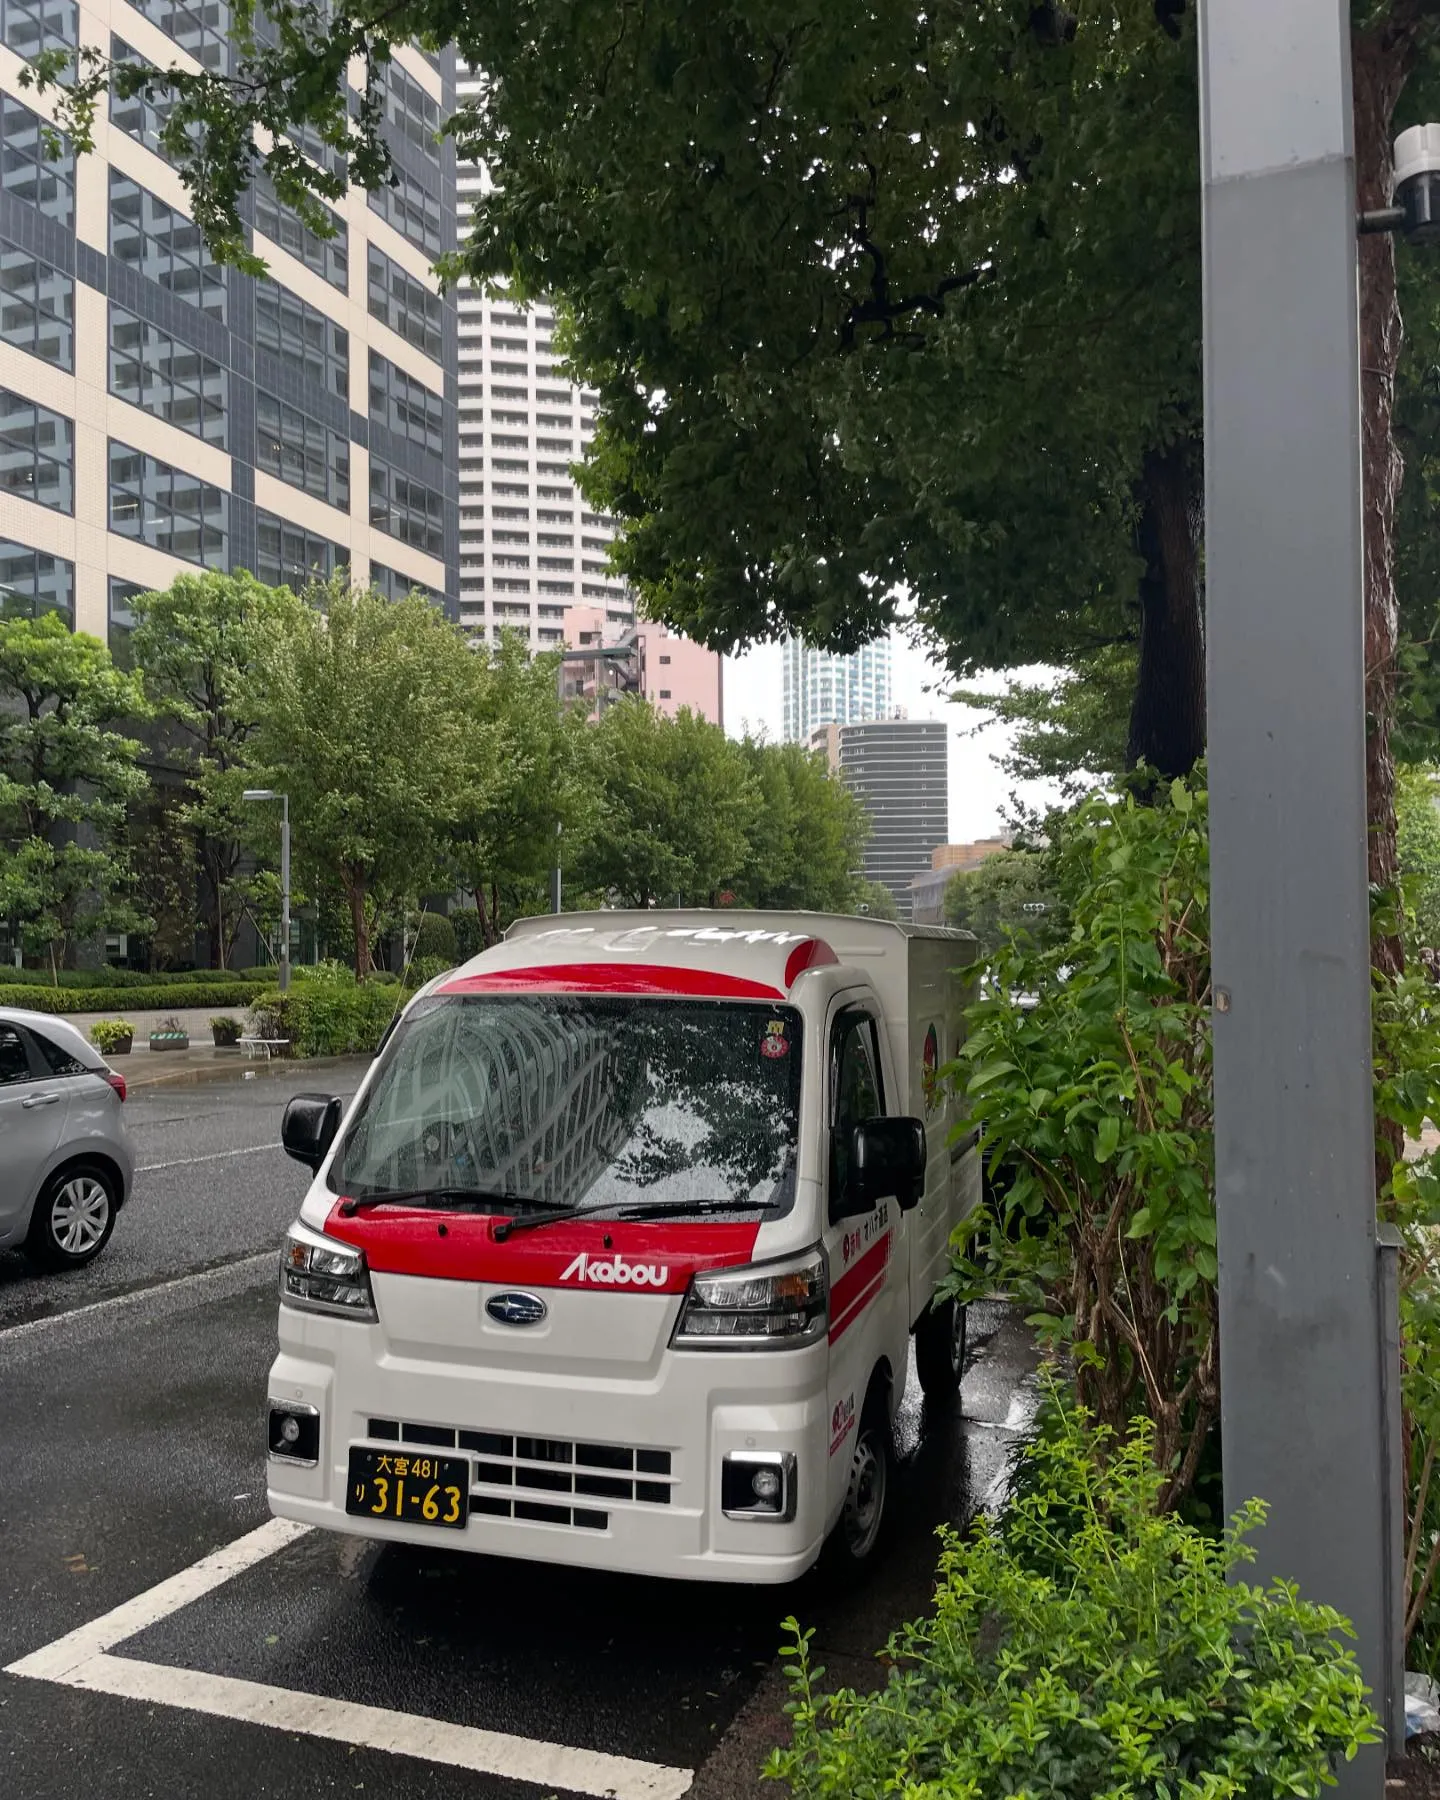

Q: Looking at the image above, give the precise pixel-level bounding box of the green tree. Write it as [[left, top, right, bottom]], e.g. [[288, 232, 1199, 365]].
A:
[[32, 3, 1440, 911], [851, 879, 899, 922], [943, 848, 1063, 956], [449, 632, 593, 946], [245, 581, 473, 978], [1398, 765, 1440, 952], [955, 646, 1135, 796], [575, 700, 755, 907], [732, 740, 868, 912], [130, 570, 305, 967], [0, 614, 149, 967]]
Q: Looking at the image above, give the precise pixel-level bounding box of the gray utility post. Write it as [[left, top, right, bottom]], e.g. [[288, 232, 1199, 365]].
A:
[[1200, 0, 1397, 1782]]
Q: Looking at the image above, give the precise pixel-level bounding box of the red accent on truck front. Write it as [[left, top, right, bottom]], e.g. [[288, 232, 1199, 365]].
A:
[[828, 1230, 893, 1343], [437, 963, 784, 1000], [783, 938, 838, 988], [324, 1204, 761, 1293]]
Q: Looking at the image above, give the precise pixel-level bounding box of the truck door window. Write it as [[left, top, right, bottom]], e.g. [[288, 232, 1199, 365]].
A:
[[829, 1012, 883, 1216]]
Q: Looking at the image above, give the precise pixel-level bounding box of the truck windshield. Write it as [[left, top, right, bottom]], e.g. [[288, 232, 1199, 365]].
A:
[[329, 994, 804, 1215]]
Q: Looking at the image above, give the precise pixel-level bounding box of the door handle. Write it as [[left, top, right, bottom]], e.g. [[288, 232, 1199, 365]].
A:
[[21, 1093, 61, 1109]]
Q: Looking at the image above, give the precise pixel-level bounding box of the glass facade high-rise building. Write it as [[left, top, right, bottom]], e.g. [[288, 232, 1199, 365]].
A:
[[0, 4, 458, 643], [781, 639, 893, 743], [454, 63, 634, 644]]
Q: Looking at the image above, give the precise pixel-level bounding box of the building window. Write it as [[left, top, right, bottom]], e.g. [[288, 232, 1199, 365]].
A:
[[385, 61, 440, 160], [370, 561, 442, 607], [0, 240, 71, 368], [0, 537, 71, 624], [659, 689, 672, 700], [368, 164, 443, 258], [367, 245, 442, 358], [110, 37, 199, 165], [253, 166, 347, 290], [368, 459, 444, 557], [253, 510, 346, 591], [107, 576, 145, 647], [108, 441, 228, 566], [256, 391, 349, 510], [0, 0, 75, 66], [109, 307, 228, 447], [658, 654, 670, 664], [0, 94, 73, 225], [130, 0, 228, 71], [368, 350, 443, 454], [254, 280, 348, 397], [110, 172, 227, 322], [0, 388, 71, 513]]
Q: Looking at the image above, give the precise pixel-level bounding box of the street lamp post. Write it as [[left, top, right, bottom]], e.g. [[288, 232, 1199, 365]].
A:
[[243, 789, 291, 993]]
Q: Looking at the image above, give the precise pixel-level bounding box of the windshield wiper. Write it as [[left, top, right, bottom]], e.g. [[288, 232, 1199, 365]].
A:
[[493, 1196, 779, 1241], [338, 1187, 526, 1218]]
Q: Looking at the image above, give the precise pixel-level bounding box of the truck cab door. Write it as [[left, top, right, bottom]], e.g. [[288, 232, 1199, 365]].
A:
[[822, 1005, 907, 1521]]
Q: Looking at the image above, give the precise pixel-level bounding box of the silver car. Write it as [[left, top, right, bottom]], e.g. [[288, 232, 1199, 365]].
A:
[[0, 1008, 134, 1270]]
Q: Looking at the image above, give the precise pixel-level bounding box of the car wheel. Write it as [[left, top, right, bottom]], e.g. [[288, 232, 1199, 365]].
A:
[[27, 1163, 118, 1270], [823, 1387, 890, 1578], [915, 1295, 967, 1401]]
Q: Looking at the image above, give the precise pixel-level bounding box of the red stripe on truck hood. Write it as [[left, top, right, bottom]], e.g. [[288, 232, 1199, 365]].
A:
[[325, 1204, 761, 1292], [437, 963, 783, 1000]]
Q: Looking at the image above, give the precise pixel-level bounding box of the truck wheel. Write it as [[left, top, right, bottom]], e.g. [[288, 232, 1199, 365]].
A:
[[914, 1295, 967, 1400], [823, 1388, 890, 1576]]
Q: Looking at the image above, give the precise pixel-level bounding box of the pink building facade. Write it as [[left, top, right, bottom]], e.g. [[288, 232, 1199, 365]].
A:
[[561, 607, 723, 726]]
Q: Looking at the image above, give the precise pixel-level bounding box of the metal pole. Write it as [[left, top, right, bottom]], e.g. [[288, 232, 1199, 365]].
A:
[[1200, 3, 1390, 1788], [551, 821, 562, 915], [279, 794, 291, 994]]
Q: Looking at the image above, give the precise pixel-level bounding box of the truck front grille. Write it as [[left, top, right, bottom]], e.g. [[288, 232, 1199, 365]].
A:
[[366, 1418, 677, 1518]]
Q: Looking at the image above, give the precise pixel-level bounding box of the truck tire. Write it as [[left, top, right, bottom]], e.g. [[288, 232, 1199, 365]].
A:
[[822, 1382, 891, 1578], [914, 1295, 967, 1401]]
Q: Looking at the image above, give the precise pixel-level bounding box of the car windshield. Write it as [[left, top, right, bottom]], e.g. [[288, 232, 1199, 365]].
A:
[[329, 994, 804, 1213]]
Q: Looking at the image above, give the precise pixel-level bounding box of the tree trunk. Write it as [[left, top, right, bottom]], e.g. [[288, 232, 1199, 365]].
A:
[[1352, 20, 1416, 986], [473, 885, 500, 949], [346, 877, 371, 980], [1126, 442, 1206, 780]]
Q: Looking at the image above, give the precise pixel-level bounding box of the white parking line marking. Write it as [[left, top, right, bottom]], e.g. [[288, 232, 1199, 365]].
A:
[[5, 1518, 695, 1800], [139, 1144, 280, 1172], [0, 1251, 275, 1344]]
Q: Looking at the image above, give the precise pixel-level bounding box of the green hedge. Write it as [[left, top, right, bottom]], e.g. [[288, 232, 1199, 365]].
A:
[[0, 979, 269, 1015], [0, 966, 257, 990], [246, 982, 403, 1058]]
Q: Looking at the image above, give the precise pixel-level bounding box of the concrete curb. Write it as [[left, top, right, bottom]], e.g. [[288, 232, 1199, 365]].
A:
[[118, 1053, 370, 1093]]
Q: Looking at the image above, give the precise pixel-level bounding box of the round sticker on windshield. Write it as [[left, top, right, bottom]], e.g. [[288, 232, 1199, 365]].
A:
[[760, 1020, 789, 1060]]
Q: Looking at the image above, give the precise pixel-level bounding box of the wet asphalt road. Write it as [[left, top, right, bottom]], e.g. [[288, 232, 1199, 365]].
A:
[[0, 1067, 1038, 1800]]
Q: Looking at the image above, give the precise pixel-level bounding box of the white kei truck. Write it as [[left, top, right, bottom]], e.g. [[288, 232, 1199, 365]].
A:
[[266, 911, 980, 1583]]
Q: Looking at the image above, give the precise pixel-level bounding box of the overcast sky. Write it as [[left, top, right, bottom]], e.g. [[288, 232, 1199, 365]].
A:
[[723, 637, 1066, 844]]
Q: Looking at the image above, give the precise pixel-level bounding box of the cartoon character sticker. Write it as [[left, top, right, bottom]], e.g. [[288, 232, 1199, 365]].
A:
[[760, 1019, 790, 1060], [921, 1024, 940, 1114]]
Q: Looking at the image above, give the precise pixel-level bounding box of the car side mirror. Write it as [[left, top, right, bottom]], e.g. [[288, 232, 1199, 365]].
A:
[[282, 1093, 345, 1171], [849, 1116, 927, 1213]]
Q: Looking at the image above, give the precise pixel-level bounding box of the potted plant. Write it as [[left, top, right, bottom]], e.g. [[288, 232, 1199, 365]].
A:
[[210, 1015, 243, 1048], [148, 1014, 190, 1053], [90, 1019, 134, 1056]]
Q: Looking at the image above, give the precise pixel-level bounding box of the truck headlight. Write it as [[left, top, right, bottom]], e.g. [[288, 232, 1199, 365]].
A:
[[279, 1220, 376, 1320], [672, 1246, 827, 1349]]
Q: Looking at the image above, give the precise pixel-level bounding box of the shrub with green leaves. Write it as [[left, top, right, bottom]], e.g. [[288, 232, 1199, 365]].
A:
[[411, 910, 457, 963], [766, 1398, 1377, 1800], [247, 982, 400, 1058], [945, 775, 1214, 1507], [89, 1019, 134, 1051], [0, 979, 267, 1014]]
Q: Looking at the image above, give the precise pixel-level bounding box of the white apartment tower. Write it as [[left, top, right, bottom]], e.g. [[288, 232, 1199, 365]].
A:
[[454, 65, 634, 643], [782, 639, 893, 743]]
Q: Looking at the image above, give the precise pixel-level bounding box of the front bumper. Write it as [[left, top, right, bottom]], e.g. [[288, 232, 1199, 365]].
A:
[[266, 1312, 831, 1583]]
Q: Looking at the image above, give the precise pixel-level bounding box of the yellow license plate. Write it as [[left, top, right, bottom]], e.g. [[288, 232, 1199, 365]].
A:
[[345, 1447, 469, 1530]]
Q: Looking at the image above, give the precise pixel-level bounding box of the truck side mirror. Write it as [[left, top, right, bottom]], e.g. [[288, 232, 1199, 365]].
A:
[[282, 1093, 345, 1171], [848, 1116, 927, 1213]]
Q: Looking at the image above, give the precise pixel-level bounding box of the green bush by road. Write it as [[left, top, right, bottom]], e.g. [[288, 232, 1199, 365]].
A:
[[246, 982, 404, 1058], [0, 979, 269, 1014]]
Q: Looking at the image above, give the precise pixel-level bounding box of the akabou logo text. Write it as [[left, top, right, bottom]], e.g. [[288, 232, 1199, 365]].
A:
[[559, 1251, 670, 1288]]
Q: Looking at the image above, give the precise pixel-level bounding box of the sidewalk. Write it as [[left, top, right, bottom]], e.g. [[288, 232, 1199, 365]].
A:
[[60, 1005, 273, 1089]]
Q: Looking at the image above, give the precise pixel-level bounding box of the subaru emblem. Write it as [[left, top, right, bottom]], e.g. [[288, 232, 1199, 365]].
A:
[[486, 1291, 548, 1327]]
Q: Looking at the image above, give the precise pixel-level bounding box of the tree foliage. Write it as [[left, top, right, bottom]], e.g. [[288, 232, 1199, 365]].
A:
[[245, 580, 474, 977], [0, 615, 149, 966], [942, 847, 1065, 955], [1398, 764, 1440, 952], [574, 700, 756, 908], [130, 570, 306, 967], [730, 740, 869, 913]]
